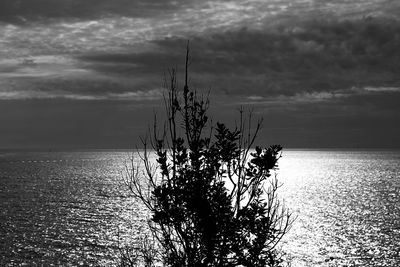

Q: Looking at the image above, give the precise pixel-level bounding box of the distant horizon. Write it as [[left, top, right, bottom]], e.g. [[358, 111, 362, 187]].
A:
[[2, 146, 400, 152]]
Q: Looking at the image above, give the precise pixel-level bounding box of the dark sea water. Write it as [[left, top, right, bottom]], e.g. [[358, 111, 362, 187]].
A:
[[0, 150, 399, 266]]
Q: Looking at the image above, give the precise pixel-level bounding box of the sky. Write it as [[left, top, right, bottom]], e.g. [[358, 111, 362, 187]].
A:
[[0, 0, 399, 149]]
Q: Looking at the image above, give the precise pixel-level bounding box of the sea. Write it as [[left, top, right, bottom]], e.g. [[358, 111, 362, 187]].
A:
[[0, 149, 399, 266]]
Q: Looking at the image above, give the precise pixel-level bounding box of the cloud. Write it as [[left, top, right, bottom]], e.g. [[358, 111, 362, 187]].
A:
[[2, 0, 399, 59], [0, 1, 284, 57], [74, 16, 400, 102], [190, 17, 400, 95], [236, 86, 400, 112], [0, 86, 164, 101], [3, 4, 400, 106], [0, 0, 292, 29], [364, 86, 400, 93], [2, 0, 398, 24], [0, 55, 89, 78], [0, 0, 192, 23], [0, 57, 164, 101]]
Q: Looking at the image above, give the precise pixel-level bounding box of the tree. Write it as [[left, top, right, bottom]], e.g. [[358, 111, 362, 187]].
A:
[[122, 43, 293, 267]]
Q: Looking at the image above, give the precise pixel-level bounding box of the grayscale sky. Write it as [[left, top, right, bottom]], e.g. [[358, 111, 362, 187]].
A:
[[0, 0, 399, 149]]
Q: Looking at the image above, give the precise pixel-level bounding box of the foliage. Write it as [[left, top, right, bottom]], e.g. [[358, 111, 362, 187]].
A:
[[117, 234, 159, 267], [123, 44, 293, 267]]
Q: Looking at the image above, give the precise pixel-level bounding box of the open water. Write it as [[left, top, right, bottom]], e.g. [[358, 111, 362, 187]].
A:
[[0, 149, 399, 266]]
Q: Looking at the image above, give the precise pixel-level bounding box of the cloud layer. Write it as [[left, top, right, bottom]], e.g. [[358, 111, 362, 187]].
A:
[[75, 17, 400, 103], [0, 0, 194, 23], [0, 0, 399, 148]]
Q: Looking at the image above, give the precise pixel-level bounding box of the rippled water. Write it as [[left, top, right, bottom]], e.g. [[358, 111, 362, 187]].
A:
[[0, 150, 399, 266], [0, 151, 147, 266], [278, 150, 400, 266]]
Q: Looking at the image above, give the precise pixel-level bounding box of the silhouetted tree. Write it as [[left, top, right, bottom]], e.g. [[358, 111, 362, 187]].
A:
[[123, 43, 293, 267]]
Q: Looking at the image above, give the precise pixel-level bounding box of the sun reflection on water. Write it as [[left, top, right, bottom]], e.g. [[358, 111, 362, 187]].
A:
[[278, 149, 400, 266]]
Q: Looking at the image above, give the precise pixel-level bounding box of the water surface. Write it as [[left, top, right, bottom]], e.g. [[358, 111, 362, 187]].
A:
[[279, 149, 400, 266], [0, 149, 399, 266]]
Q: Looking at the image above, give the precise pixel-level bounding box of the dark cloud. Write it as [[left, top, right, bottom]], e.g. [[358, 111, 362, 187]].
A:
[[177, 17, 400, 96], [77, 17, 400, 98]]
